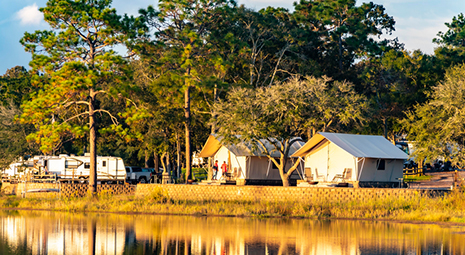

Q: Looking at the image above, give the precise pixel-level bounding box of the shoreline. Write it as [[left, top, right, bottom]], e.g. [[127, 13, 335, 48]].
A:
[[2, 206, 465, 228], [1, 188, 465, 225]]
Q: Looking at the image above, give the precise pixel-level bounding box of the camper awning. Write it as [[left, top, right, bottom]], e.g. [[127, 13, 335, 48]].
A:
[[292, 132, 408, 159], [198, 134, 305, 158]]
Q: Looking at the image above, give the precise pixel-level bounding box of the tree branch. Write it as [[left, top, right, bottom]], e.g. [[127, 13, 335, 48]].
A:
[[254, 138, 270, 156], [94, 109, 119, 125], [62, 100, 90, 109], [63, 111, 90, 123]]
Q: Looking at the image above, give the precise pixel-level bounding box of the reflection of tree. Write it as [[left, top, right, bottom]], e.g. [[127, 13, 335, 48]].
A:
[[88, 218, 96, 255], [1, 211, 465, 254]]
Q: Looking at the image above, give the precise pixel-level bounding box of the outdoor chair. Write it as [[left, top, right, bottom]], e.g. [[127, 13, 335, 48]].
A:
[[314, 168, 326, 181], [332, 168, 352, 182], [304, 167, 313, 181], [219, 171, 232, 181]]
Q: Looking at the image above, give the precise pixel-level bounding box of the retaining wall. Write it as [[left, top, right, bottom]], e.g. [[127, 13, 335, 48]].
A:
[[1, 182, 448, 202], [135, 184, 447, 202], [3, 182, 136, 198]]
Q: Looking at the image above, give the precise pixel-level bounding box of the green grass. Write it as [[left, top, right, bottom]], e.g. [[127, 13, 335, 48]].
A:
[[179, 167, 208, 182], [404, 175, 433, 182], [2, 187, 465, 223]]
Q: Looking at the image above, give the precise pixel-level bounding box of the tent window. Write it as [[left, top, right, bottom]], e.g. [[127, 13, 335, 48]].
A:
[[377, 159, 385, 170], [272, 163, 278, 170]]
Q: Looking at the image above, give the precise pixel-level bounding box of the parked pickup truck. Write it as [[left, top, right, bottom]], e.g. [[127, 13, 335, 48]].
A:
[[143, 167, 164, 183], [125, 166, 152, 184]]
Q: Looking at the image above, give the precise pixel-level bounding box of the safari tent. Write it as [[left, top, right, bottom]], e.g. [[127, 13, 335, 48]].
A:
[[292, 132, 408, 187], [198, 135, 305, 185]]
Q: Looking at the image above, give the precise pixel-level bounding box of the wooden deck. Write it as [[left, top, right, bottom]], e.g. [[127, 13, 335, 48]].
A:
[[199, 180, 237, 185]]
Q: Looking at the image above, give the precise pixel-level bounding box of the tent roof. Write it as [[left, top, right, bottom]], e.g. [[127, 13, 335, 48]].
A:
[[198, 134, 305, 158], [292, 132, 408, 159]]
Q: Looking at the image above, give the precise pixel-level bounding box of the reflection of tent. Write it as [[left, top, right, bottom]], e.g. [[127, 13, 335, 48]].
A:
[[292, 132, 408, 187], [198, 134, 305, 185]]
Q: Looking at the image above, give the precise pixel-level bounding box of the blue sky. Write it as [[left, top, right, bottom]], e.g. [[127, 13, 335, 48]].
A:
[[0, 0, 464, 75]]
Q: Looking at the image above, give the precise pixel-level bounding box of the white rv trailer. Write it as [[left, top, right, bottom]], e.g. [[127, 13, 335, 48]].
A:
[[2, 155, 57, 182], [45, 154, 126, 183], [3, 159, 35, 179]]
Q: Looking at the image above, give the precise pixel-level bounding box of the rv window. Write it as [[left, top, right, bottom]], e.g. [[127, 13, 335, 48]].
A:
[[377, 159, 385, 170], [102, 161, 106, 167], [84, 162, 90, 169]]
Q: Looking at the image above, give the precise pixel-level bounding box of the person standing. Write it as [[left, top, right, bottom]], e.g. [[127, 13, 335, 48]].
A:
[[212, 160, 218, 180], [221, 161, 228, 176]]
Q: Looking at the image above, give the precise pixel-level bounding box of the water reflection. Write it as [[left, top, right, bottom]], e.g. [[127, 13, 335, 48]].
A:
[[0, 210, 464, 255]]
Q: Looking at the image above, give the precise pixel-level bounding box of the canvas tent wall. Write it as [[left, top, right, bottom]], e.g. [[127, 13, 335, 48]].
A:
[[198, 135, 305, 184], [292, 132, 408, 185]]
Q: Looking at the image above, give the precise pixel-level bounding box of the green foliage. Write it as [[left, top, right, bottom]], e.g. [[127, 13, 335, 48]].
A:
[[214, 76, 367, 185], [293, 0, 397, 79], [215, 76, 367, 142], [434, 13, 465, 47], [0, 67, 40, 168], [133, 0, 237, 177], [19, 0, 134, 154], [357, 49, 442, 138], [0, 66, 35, 107], [404, 64, 465, 165], [0, 103, 39, 169], [4, 0, 463, 176], [434, 13, 465, 70]]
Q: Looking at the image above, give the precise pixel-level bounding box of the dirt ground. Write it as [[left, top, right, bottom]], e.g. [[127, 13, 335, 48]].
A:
[[406, 170, 465, 190]]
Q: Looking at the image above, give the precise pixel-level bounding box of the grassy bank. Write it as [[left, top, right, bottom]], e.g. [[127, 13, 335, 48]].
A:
[[1, 188, 465, 223]]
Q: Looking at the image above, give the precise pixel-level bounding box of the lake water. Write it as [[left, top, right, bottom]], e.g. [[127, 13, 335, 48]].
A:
[[1, 210, 464, 255]]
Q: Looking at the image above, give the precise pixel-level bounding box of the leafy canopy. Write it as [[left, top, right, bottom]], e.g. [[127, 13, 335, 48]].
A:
[[19, 0, 132, 153], [213, 76, 367, 185], [405, 64, 465, 165]]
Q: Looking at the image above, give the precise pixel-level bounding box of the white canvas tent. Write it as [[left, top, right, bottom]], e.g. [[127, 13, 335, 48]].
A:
[[292, 132, 408, 186], [198, 134, 305, 185]]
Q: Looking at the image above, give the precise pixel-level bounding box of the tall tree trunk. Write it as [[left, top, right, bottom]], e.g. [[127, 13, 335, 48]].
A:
[[166, 152, 171, 174], [145, 149, 149, 168], [185, 85, 192, 182], [211, 84, 218, 134], [383, 117, 388, 139], [338, 36, 343, 71], [282, 176, 290, 187], [279, 157, 290, 187], [176, 132, 181, 180], [153, 152, 159, 173], [161, 152, 167, 172], [88, 90, 97, 195], [207, 84, 219, 181], [307, 127, 317, 139], [207, 157, 213, 181]]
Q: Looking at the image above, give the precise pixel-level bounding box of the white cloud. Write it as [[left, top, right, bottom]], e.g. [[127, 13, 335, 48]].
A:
[[17, 3, 43, 26], [391, 16, 450, 54]]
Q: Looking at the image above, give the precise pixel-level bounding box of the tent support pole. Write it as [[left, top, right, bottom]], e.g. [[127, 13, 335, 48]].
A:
[[357, 157, 366, 181], [293, 158, 303, 180], [247, 156, 251, 179], [234, 156, 244, 179], [266, 159, 272, 178]]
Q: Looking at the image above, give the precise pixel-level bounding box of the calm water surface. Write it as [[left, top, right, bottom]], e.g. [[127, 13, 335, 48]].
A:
[[1, 210, 465, 255]]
